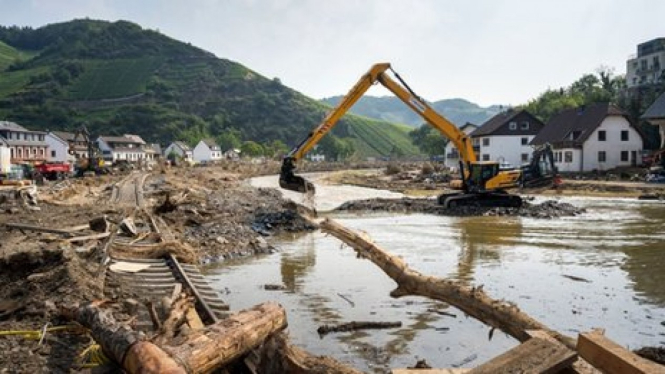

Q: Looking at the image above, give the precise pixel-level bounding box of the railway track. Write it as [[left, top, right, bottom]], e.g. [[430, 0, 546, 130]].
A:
[[110, 171, 147, 207], [104, 171, 229, 327]]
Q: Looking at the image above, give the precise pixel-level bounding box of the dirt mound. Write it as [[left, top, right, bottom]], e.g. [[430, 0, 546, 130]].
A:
[[335, 197, 585, 218]]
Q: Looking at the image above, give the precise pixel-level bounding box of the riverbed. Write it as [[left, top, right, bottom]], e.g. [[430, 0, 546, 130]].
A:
[[205, 175, 665, 372]]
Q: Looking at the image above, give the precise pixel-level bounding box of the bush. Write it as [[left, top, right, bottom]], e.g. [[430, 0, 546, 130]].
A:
[[385, 163, 402, 175]]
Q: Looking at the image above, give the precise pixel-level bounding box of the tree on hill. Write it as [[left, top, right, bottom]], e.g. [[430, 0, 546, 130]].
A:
[[409, 124, 447, 156]]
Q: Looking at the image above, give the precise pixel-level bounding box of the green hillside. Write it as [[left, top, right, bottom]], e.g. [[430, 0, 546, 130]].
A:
[[321, 95, 502, 128], [0, 19, 419, 159]]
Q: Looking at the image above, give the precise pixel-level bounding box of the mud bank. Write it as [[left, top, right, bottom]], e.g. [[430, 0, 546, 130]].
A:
[[335, 197, 586, 218]]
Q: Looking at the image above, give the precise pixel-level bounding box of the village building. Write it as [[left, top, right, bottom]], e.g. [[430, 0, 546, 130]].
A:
[[444, 122, 478, 169], [531, 103, 644, 172], [470, 109, 545, 168], [626, 37, 665, 88], [164, 141, 193, 162], [0, 137, 10, 174], [0, 121, 49, 164], [45, 130, 93, 163], [642, 91, 665, 149], [222, 148, 241, 161], [193, 139, 222, 163], [97, 135, 146, 163], [144, 143, 162, 162]]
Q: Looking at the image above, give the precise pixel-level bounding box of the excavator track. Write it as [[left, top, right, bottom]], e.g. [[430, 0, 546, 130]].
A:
[[439, 192, 523, 209]]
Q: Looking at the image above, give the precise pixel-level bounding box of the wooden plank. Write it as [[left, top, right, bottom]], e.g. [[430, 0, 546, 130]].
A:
[[467, 337, 577, 374], [577, 331, 665, 374], [391, 370, 469, 374], [67, 232, 111, 243], [527, 330, 602, 374]]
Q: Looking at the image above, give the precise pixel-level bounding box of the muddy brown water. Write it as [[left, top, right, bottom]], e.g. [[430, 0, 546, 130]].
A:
[[204, 175, 665, 372]]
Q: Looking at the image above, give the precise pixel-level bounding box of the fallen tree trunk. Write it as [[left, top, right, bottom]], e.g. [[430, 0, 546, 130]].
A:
[[62, 300, 185, 374], [319, 218, 576, 349], [64, 300, 288, 373]]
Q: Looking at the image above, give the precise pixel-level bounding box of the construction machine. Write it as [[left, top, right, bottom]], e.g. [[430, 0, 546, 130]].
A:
[[70, 125, 105, 176], [280, 63, 550, 208], [520, 143, 558, 188]]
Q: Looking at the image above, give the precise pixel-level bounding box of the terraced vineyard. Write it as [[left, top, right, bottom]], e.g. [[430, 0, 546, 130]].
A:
[[67, 57, 164, 100], [346, 118, 419, 157]]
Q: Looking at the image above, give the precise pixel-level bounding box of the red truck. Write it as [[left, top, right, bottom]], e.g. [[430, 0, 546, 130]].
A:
[[35, 163, 72, 180]]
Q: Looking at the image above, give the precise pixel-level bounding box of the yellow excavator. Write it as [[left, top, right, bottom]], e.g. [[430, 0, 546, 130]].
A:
[[280, 62, 533, 208]]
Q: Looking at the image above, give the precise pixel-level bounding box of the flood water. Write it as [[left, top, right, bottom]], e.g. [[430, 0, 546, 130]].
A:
[[205, 175, 665, 372]]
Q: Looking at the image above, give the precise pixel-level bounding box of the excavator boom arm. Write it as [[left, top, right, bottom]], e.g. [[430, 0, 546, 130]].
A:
[[286, 63, 391, 161], [281, 63, 479, 193]]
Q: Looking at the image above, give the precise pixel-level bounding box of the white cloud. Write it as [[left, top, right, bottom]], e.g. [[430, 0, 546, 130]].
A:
[[0, 0, 663, 106]]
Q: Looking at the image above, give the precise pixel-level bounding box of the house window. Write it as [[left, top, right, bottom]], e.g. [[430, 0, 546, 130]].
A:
[[509, 122, 517, 130], [521, 137, 528, 145], [51, 150, 56, 158], [598, 151, 606, 162], [621, 130, 629, 141], [521, 153, 529, 162], [482, 138, 490, 146], [564, 151, 573, 163], [621, 151, 628, 162], [598, 130, 606, 141], [521, 122, 529, 130], [482, 154, 490, 161]]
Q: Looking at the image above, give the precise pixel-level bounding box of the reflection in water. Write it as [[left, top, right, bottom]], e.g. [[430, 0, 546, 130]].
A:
[[620, 204, 665, 306], [281, 235, 317, 292], [207, 196, 665, 372], [452, 216, 522, 282]]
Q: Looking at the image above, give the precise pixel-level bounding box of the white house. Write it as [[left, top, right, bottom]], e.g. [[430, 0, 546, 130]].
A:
[[0, 138, 10, 174], [45, 131, 76, 163], [164, 141, 193, 162], [193, 139, 222, 163], [444, 122, 478, 169], [531, 103, 644, 172], [470, 109, 546, 168], [97, 135, 146, 163]]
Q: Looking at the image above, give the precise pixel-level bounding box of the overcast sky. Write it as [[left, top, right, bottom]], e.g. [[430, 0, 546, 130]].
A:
[[1, 0, 662, 106]]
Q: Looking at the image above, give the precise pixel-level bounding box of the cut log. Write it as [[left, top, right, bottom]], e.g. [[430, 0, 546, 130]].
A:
[[62, 300, 186, 374], [161, 301, 288, 373], [64, 300, 288, 374], [577, 330, 665, 374], [319, 218, 576, 349]]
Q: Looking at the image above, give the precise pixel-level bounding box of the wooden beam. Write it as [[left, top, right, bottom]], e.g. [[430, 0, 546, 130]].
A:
[[577, 330, 665, 374], [5, 222, 74, 237], [467, 337, 576, 373], [67, 232, 111, 243]]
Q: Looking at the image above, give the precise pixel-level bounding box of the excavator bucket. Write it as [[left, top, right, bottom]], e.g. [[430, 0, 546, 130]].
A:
[[279, 174, 316, 193], [279, 157, 316, 193]]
